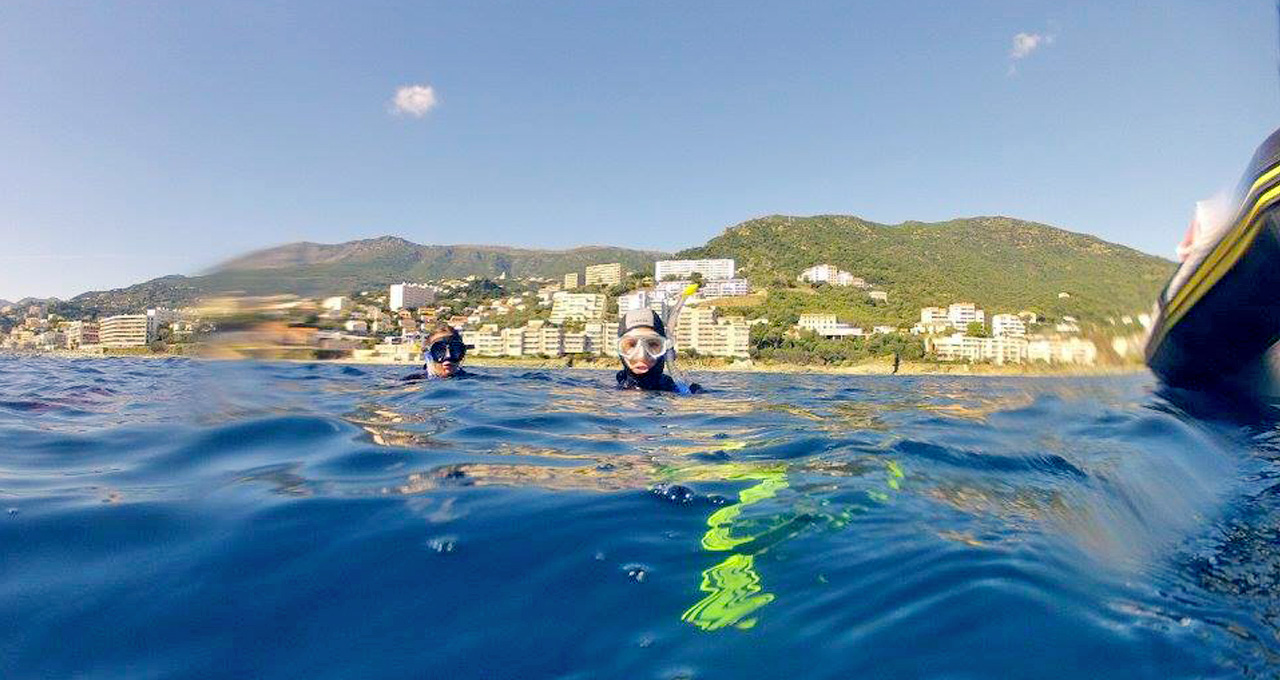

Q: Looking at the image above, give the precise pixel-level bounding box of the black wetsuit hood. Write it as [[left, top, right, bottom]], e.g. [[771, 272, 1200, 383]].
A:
[[616, 357, 679, 392]]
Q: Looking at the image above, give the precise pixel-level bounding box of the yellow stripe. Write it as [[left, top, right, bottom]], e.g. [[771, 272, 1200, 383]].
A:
[[1151, 184, 1280, 352], [1165, 161, 1280, 316]]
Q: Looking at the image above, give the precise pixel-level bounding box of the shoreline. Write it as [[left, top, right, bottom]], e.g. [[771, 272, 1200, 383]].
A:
[[0, 349, 1145, 377]]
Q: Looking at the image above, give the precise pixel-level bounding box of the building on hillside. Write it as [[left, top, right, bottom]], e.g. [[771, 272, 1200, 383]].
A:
[[655, 258, 736, 282], [797, 313, 864, 338], [926, 334, 1027, 365], [697, 278, 750, 300], [585, 263, 624, 287], [947, 303, 985, 328], [1027, 337, 1097, 365], [868, 291, 888, 303], [617, 289, 668, 318], [100, 315, 149, 348], [563, 273, 580, 289], [390, 283, 435, 311], [550, 292, 606, 324], [798, 264, 856, 286], [913, 307, 952, 335], [673, 306, 750, 358], [344, 320, 368, 334], [872, 325, 899, 335], [64, 321, 99, 349], [991, 314, 1026, 338]]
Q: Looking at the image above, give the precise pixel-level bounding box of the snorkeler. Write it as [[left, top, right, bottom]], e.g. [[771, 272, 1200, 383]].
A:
[[616, 309, 700, 393], [403, 324, 472, 381]]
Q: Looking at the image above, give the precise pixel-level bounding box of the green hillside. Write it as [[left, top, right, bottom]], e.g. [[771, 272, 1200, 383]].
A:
[[53, 238, 669, 317], [679, 214, 1174, 328]]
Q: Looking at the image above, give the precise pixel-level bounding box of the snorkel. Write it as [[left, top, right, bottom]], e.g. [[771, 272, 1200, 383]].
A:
[[660, 283, 700, 394]]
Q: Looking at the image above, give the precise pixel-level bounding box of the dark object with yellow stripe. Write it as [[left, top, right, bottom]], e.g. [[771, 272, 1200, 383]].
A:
[[1146, 127, 1280, 394]]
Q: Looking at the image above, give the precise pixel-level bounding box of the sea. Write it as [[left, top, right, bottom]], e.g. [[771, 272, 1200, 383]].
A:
[[3, 355, 1280, 679]]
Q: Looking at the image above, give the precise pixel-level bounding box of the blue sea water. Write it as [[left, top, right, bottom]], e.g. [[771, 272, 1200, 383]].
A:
[[3, 356, 1280, 679]]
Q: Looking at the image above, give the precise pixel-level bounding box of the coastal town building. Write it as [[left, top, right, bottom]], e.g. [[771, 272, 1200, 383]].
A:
[[868, 291, 889, 303], [991, 314, 1027, 338], [673, 306, 751, 358], [927, 334, 1027, 365], [584, 263, 624, 287], [99, 314, 149, 348], [948, 303, 985, 328], [549, 292, 606, 324], [655, 258, 736, 282], [797, 313, 864, 338], [1027, 337, 1098, 364], [913, 307, 952, 334], [64, 321, 99, 349], [344, 320, 368, 334], [798, 264, 861, 287], [617, 289, 668, 318], [563, 273, 580, 289], [390, 283, 435, 311], [696, 278, 750, 300], [926, 333, 1098, 366]]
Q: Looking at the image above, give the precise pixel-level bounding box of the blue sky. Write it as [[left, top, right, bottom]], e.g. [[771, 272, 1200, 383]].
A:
[[1, 1, 1276, 301]]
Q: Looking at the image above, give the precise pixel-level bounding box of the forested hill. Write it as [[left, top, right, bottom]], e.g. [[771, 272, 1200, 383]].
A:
[[55, 237, 670, 316], [203, 237, 669, 296], [677, 214, 1175, 321]]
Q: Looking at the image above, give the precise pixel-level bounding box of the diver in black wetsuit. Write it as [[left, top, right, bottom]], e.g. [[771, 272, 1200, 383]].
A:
[[403, 324, 472, 381], [615, 309, 699, 393]]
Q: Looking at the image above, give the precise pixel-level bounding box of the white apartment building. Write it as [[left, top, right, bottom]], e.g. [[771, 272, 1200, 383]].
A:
[[913, 307, 952, 335], [99, 315, 149, 348], [948, 303, 985, 328], [927, 334, 1028, 365], [322, 296, 350, 312], [550, 292, 606, 324], [563, 273, 580, 289], [797, 313, 864, 338], [617, 289, 668, 317], [655, 258, 735, 282], [872, 325, 899, 335], [798, 264, 855, 286], [390, 283, 435, 311], [673, 306, 750, 358], [585, 263, 624, 287], [1027, 337, 1098, 365], [991, 314, 1027, 338], [868, 291, 888, 303], [344, 320, 368, 334], [697, 278, 750, 300]]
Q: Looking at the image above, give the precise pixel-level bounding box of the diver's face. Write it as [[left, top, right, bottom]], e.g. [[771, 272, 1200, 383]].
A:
[[620, 329, 663, 374], [427, 334, 463, 378]]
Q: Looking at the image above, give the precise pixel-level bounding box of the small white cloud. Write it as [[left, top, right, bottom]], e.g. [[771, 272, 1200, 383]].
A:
[[391, 84, 438, 117], [1007, 32, 1054, 75]]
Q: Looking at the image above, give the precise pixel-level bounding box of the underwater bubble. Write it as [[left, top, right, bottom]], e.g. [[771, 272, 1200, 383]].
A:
[[650, 484, 694, 504], [622, 563, 650, 583], [6, 508, 17, 516], [426, 535, 458, 554]]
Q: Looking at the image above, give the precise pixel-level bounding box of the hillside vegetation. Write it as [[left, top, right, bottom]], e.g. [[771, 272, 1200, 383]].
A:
[[679, 215, 1174, 327]]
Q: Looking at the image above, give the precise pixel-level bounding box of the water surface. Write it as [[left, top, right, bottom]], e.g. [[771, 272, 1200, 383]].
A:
[[2, 356, 1279, 678]]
